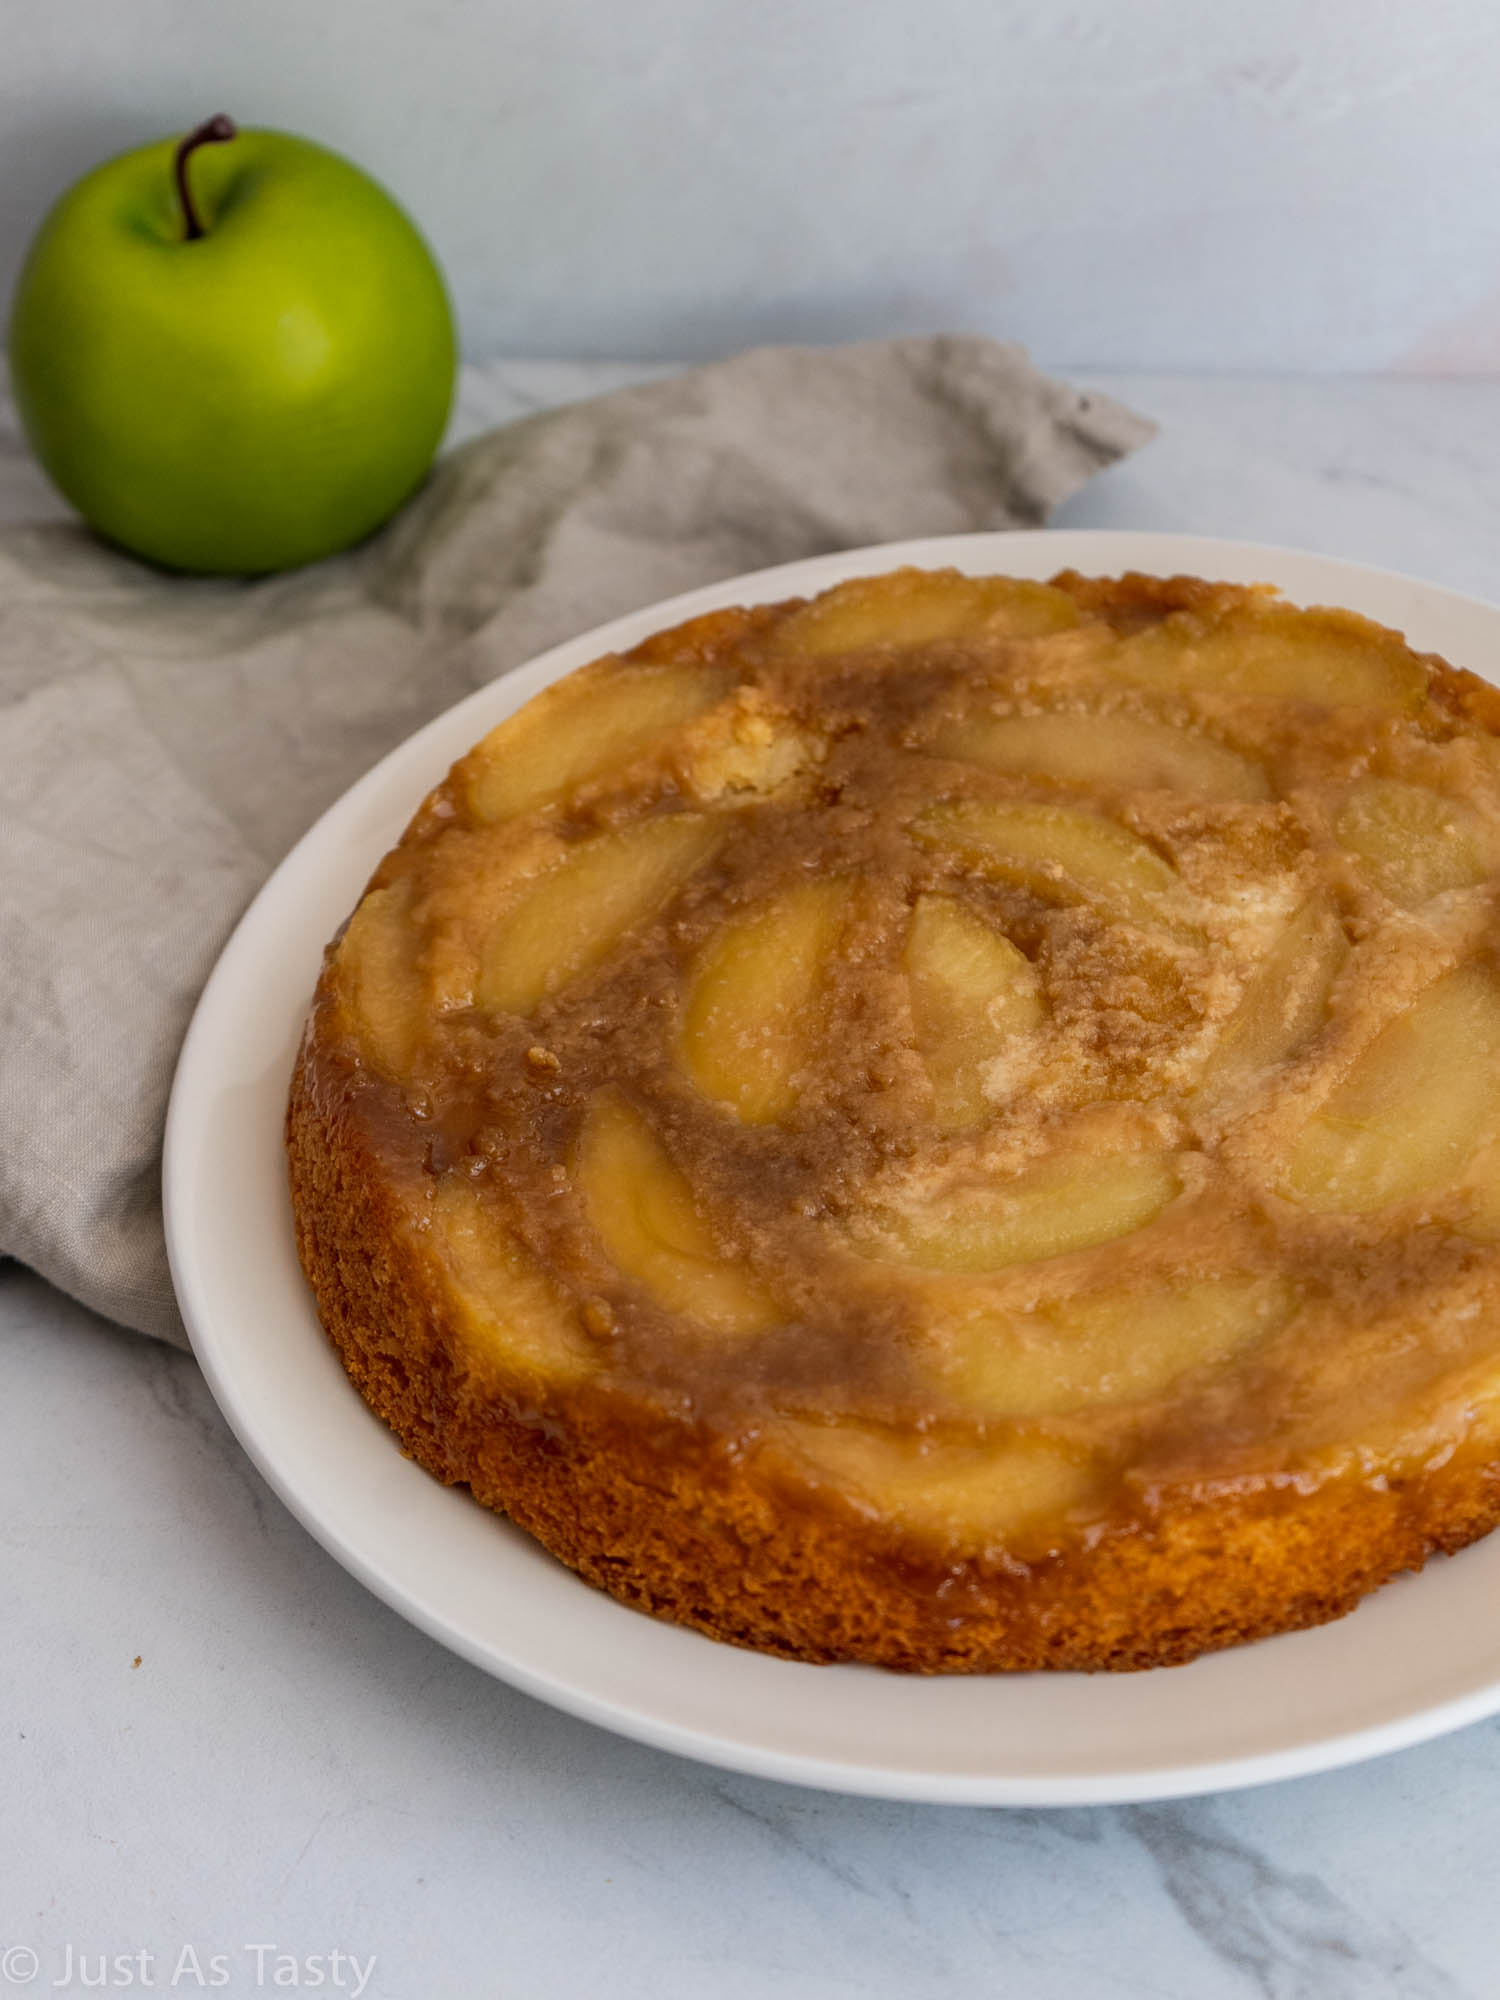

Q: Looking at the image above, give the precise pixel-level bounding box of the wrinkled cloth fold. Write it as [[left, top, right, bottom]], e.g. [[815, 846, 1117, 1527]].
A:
[[0, 335, 1152, 1345]]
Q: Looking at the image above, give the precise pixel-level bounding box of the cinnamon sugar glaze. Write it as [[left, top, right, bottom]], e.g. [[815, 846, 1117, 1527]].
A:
[[287, 570, 1500, 1669]]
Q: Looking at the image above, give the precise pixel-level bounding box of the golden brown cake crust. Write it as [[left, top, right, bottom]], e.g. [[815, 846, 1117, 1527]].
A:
[[287, 569, 1500, 1672], [287, 1033, 1500, 1671]]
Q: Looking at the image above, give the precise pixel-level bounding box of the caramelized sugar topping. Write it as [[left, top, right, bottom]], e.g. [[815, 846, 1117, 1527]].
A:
[[323, 570, 1500, 1558]]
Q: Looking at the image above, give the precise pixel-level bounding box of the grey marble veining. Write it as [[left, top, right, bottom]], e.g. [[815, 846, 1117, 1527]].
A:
[[8, 368, 1500, 1997], [6, 1262, 1500, 1994]]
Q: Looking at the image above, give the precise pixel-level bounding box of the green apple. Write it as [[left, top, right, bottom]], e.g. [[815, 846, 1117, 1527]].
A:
[[7, 117, 456, 573]]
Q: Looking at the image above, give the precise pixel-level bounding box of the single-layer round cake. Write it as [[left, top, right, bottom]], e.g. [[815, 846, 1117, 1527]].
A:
[[288, 567, 1500, 1671]]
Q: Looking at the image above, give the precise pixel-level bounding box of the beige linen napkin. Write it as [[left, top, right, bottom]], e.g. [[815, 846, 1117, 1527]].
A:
[[0, 334, 1152, 1346]]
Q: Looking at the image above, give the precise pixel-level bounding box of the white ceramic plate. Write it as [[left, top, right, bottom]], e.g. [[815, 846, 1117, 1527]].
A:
[[164, 530, 1500, 1806]]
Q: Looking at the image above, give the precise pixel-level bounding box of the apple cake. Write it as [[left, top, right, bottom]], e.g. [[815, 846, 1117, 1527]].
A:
[[287, 566, 1500, 1671]]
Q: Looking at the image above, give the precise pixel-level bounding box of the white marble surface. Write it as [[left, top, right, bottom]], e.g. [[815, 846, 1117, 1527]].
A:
[[8, 3, 1500, 371], [9, 366, 1500, 1997]]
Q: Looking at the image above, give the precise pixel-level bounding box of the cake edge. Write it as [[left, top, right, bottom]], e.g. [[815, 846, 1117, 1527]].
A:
[[286, 1013, 1500, 1675]]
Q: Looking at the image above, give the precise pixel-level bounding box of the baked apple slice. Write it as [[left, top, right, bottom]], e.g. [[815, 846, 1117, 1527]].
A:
[[463, 658, 736, 822], [768, 568, 1079, 657], [1198, 897, 1347, 1099], [1335, 779, 1494, 907], [679, 877, 856, 1121], [337, 879, 427, 1076], [1112, 601, 1426, 713], [860, 1146, 1179, 1273], [772, 1416, 1102, 1548], [934, 707, 1270, 801], [915, 798, 1186, 933], [1280, 961, 1500, 1212], [433, 1178, 597, 1382], [942, 1272, 1291, 1418], [575, 1092, 777, 1333], [479, 814, 721, 1016], [903, 893, 1043, 1129]]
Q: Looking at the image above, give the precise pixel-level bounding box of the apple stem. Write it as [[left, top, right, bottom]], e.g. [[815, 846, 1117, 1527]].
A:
[[175, 114, 237, 241]]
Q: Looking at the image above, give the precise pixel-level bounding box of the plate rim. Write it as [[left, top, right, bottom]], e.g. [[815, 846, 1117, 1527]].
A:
[[164, 527, 1500, 1806]]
